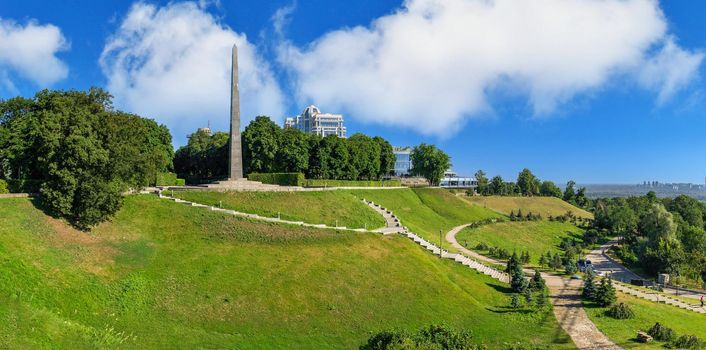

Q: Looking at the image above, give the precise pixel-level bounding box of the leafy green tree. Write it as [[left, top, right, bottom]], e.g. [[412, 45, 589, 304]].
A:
[[348, 133, 381, 180], [410, 143, 450, 186], [174, 129, 227, 180], [540, 180, 562, 198], [325, 135, 350, 180], [517, 168, 540, 196], [373, 136, 395, 179], [242, 116, 280, 174], [489, 175, 504, 195], [475, 170, 489, 195], [276, 128, 309, 173], [306, 136, 329, 179]]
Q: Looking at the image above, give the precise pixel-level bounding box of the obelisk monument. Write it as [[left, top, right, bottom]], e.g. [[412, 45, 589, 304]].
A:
[[228, 44, 243, 180]]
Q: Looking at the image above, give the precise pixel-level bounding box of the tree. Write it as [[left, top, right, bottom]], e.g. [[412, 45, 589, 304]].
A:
[[582, 268, 597, 300], [538, 254, 548, 268], [174, 129, 227, 180], [276, 128, 309, 173], [563, 180, 576, 202], [409, 143, 450, 186], [242, 116, 281, 174], [348, 133, 381, 180], [8, 88, 174, 229], [595, 277, 616, 307], [475, 170, 489, 195], [551, 253, 563, 270], [517, 168, 540, 196], [373, 136, 395, 179], [530, 270, 546, 291], [540, 180, 562, 198], [489, 175, 504, 195]]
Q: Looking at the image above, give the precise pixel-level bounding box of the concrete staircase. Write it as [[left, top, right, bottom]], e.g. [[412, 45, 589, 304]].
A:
[[363, 200, 510, 283]]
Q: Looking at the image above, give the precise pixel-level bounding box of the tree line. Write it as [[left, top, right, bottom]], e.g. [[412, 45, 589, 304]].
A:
[[0, 88, 173, 229], [592, 192, 706, 287], [472, 168, 590, 207], [176, 116, 457, 184]]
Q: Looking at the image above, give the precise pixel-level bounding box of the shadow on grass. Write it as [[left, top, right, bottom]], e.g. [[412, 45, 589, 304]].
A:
[[485, 282, 513, 294]]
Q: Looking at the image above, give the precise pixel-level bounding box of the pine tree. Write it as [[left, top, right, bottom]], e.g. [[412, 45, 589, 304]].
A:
[[526, 211, 533, 221], [551, 253, 563, 270], [510, 294, 521, 309], [517, 209, 524, 221], [509, 210, 515, 221], [523, 287, 534, 305], [510, 265, 528, 293], [582, 268, 596, 300], [530, 270, 545, 291], [599, 278, 617, 307], [506, 251, 519, 273], [539, 254, 547, 268]]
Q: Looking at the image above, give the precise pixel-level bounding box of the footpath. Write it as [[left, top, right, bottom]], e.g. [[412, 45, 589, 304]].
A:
[[445, 224, 620, 350]]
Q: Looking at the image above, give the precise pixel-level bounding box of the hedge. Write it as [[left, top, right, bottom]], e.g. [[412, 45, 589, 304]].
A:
[[248, 173, 305, 186], [155, 172, 186, 186], [0, 180, 8, 194], [302, 179, 402, 188]]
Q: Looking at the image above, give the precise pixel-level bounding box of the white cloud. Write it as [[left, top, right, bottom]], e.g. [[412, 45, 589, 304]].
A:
[[0, 18, 68, 92], [279, 0, 703, 136], [100, 2, 285, 142]]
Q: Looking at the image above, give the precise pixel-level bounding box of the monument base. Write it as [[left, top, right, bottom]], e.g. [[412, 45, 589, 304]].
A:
[[199, 178, 300, 192]]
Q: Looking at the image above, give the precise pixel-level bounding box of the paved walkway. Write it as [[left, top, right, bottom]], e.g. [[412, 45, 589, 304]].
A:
[[446, 224, 620, 350], [586, 240, 706, 313]]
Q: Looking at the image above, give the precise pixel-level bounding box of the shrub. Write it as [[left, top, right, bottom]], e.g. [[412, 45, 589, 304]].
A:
[[248, 173, 305, 186], [0, 179, 8, 194], [303, 179, 401, 188], [175, 178, 186, 186], [155, 172, 181, 186], [605, 303, 634, 319], [360, 324, 484, 350], [475, 242, 489, 251], [669, 335, 702, 349], [648, 323, 676, 342]]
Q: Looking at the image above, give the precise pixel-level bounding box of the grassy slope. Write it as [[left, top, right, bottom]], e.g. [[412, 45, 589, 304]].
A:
[[456, 221, 583, 264], [347, 188, 503, 250], [0, 196, 573, 349], [172, 190, 385, 229], [584, 292, 706, 349], [463, 196, 593, 219]]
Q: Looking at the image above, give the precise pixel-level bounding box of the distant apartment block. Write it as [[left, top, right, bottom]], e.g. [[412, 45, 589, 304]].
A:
[[440, 169, 477, 188], [284, 105, 347, 138], [393, 147, 413, 176]]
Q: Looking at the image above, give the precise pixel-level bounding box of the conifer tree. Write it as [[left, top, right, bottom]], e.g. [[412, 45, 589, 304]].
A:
[[530, 270, 545, 291], [506, 251, 519, 273], [539, 254, 547, 268], [582, 268, 596, 300], [510, 294, 521, 309]]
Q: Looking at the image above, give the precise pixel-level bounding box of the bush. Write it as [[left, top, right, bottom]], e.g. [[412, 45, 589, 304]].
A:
[[155, 172, 183, 186], [175, 178, 186, 186], [648, 322, 676, 342], [303, 179, 401, 188], [669, 335, 702, 349], [248, 173, 305, 186], [0, 180, 8, 194], [605, 302, 634, 319], [360, 324, 484, 350]]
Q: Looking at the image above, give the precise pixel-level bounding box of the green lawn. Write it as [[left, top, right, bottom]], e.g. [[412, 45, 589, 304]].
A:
[[456, 221, 583, 264], [463, 196, 593, 219], [584, 292, 706, 349], [0, 195, 574, 349], [347, 188, 503, 250], [172, 190, 385, 229]]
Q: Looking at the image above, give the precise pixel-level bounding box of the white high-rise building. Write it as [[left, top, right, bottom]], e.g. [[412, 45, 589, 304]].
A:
[[284, 105, 347, 138]]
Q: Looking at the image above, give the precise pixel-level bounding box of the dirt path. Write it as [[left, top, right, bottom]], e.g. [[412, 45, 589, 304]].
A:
[[446, 224, 621, 350]]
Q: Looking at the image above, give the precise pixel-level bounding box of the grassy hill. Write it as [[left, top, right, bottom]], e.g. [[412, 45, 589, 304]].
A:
[[456, 221, 584, 265], [347, 188, 503, 250], [462, 195, 593, 219], [0, 195, 573, 349], [172, 190, 385, 229], [584, 292, 706, 349]]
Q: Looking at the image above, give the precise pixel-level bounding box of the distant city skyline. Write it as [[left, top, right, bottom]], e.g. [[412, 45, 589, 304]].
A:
[[1, 0, 705, 183]]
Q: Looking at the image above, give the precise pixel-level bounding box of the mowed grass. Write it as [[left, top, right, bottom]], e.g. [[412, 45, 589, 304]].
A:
[[456, 221, 583, 264], [0, 196, 574, 349], [172, 190, 385, 229], [463, 196, 593, 219], [584, 292, 706, 349], [347, 188, 503, 250]]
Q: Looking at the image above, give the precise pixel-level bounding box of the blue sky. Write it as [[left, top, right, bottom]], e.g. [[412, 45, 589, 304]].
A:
[[1, 0, 705, 184]]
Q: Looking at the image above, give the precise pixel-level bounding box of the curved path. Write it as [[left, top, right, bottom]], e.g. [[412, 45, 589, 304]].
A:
[[447, 224, 620, 350]]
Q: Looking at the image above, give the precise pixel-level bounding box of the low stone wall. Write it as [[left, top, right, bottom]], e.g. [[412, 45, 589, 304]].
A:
[[0, 193, 35, 199]]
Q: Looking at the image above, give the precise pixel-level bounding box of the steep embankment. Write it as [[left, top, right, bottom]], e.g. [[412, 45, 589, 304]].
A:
[[0, 195, 573, 349]]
